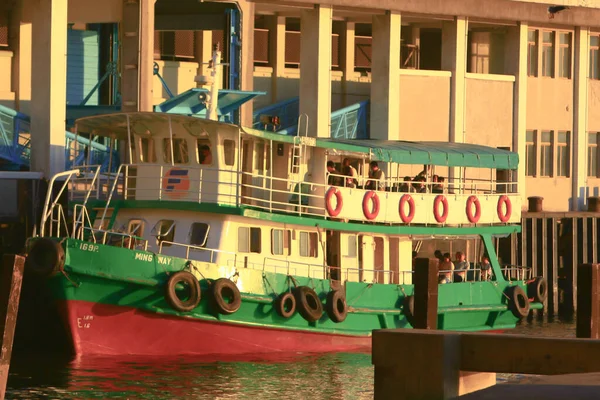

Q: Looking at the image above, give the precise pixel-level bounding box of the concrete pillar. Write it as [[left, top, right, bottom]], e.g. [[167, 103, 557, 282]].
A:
[[9, 3, 32, 115], [370, 12, 401, 141], [238, 0, 255, 127], [505, 23, 528, 203], [442, 17, 468, 191], [340, 20, 356, 108], [30, 0, 67, 177], [194, 30, 213, 80], [573, 27, 590, 211], [299, 4, 332, 138], [266, 15, 286, 104], [121, 0, 155, 112]]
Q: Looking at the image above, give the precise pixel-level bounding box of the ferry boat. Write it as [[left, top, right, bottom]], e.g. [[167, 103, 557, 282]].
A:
[[22, 108, 548, 357]]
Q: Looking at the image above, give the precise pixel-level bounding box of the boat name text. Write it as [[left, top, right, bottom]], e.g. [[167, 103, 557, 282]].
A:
[[134, 252, 172, 265], [79, 243, 99, 252]]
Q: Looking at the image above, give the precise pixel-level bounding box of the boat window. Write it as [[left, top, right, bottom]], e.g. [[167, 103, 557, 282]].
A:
[[189, 223, 210, 247], [271, 229, 291, 256], [163, 138, 189, 164], [344, 235, 357, 257], [223, 139, 235, 166], [197, 139, 213, 165], [128, 219, 145, 237], [299, 231, 318, 258], [238, 227, 261, 253], [152, 219, 176, 247], [140, 138, 157, 163]]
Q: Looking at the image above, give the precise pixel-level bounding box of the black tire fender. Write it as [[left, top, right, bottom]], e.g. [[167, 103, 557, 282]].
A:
[[293, 286, 323, 322], [325, 290, 348, 323], [527, 277, 548, 303], [164, 271, 201, 312], [25, 238, 65, 278], [211, 278, 242, 315], [508, 285, 530, 319], [275, 292, 296, 318]]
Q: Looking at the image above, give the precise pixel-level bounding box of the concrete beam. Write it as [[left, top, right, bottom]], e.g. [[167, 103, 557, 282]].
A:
[[299, 4, 332, 138], [266, 15, 286, 104], [239, 0, 256, 127], [370, 11, 401, 141], [30, 0, 67, 177], [8, 1, 32, 115], [339, 20, 356, 107], [194, 30, 213, 79], [573, 27, 589, 211]]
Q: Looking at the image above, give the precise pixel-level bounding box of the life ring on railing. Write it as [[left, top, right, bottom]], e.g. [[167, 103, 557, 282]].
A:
[[25, 238, 65, 278], [497, 195, 512, 223], [433, 195, 449, 224], [399, 194, 416, 224], [507, 285, 530, 319], [527, 277, 548, 303], [293, 286, 323, 322], [325, 187, 343, 217], [325, 289, 348, 323], [211, 278, 242, 315], [362, 191, 380, 220], [165, 271, 201, 312], [466, 195, 481, 224], [274, 292, 296, 318]]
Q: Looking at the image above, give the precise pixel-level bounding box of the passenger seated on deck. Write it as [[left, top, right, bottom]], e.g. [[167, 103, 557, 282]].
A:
[[199, 145, 212, 165], [366, 161, 385, 191], [453, 251, 470, 282], [438, 253, 454, 284], [398, 176, 413, 192], [480, 255, 492, 281]]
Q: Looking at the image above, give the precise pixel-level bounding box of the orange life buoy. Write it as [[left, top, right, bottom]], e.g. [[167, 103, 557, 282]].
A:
[[325, 187, 343, 217], [399, 194, 415, 224], [362, 191, 380, 220], [497, 195, 512, 222], [433, 195, 449, 223], [466, 195, 481, 223]]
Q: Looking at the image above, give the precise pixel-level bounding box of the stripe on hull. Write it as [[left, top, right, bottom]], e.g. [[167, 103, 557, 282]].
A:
[[57, 300, 371, 356]]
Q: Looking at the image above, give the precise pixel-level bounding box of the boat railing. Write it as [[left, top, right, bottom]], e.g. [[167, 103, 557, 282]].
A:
[[500, 265, 533, 281], [41, 168, 86, 237], [158, 240, 238, 264], [262, 257, 328, 278], [76, 226, 149, 250]]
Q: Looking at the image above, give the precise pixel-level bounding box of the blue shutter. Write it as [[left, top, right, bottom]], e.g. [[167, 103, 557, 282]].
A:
[[66, 29, 100, 106]]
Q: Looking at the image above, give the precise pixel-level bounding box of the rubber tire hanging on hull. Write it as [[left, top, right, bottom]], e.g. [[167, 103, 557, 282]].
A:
[[527, 277, 548, 303], [325, 290, 348, 323], [165, 271, 202, 312], [507, 286, 530, 319], [25, 238, 65, 278], [211, 278, 242, 315], [275, 292, 296, 318], [293, 286, 323, 322], [403, 295, 415, 325]]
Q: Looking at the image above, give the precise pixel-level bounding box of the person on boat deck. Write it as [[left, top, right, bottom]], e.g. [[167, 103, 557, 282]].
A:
[[480, 255, 492, 281], [399, 176, 413, 192], [412, 176, 427, 193], [366, 161, 386, 191], [343, 165, 357, 188], [432, 176, 445, 193], [343, 158, 358, 184], [327, 161, 343, 186], [199, 145, 212, 165], [416, 164, 432, 181], [434, 249, 444, 263], [438, 252, 455, 284], [453, 251, 470, 282]]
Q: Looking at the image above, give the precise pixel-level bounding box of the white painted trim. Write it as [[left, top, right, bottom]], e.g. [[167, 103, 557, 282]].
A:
[[400, 69, 452, 78], [466, 73, 516, 82]]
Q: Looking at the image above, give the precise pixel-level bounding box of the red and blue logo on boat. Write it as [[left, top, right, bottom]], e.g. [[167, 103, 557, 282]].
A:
[[162, 168, 190, 199]]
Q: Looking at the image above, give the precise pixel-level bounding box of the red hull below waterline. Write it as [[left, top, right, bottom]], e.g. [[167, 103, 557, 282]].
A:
[[57, 300, 371, 357]]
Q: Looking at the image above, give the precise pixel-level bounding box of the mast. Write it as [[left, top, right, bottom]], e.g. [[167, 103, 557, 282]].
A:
[[194, 44, 222, 122]]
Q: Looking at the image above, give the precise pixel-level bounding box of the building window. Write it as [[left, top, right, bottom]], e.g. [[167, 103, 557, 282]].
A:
[[163, 138, 189, 164], [525, 130, 537, 177], [591, 35, 600, 80], [589, 133, 599, 177], [140, 138, 156, 163], [153, 220, 176, 247], [223, 140, 235, 166], [189, 223, 210, 247], [540, 131, 553, 177], [528, 30, 538, 77], [299, 231, 318, 258], [238, 227, 261, 253], [155, 31, 195, 61], [541, 31, 555, 77], [558, 32, 571, 79], [271, 229, 291, 256], [556, 131, 570, 177]]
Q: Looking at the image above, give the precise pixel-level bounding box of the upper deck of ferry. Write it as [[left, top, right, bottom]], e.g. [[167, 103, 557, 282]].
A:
[[65, 112, 521, 228]]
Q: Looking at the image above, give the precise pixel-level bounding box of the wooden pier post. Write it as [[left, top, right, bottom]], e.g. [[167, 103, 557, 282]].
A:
[[0, 255, 25, 400], [576, 263, 600, 339], [413, 257, 438, 329]]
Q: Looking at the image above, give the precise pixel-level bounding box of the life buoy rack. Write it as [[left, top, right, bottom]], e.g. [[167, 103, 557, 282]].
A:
[[165, 271, 202, 312], [497, 195, 512, 223], [211, 278, 242, 315], [507, 285, 530, 319], [325, 290, 348, 323], [325, 187, 343, 217], [399, 194, 416, 224], [293, 286, 323, 322], [275, 292, 296, 318], [466, 195, 481, 224], [362, 191, 380, 221], [433, 195, 449, 224]]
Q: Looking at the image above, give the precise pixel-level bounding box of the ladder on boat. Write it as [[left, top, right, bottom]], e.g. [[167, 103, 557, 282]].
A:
[[290, 114, 309, 175]]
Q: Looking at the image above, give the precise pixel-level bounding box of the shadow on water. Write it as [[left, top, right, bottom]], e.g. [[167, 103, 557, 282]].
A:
[[6, 316, 576, 399]]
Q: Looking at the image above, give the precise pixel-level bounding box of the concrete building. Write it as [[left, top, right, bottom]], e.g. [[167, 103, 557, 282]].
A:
[[1, 0, 600, 211]]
